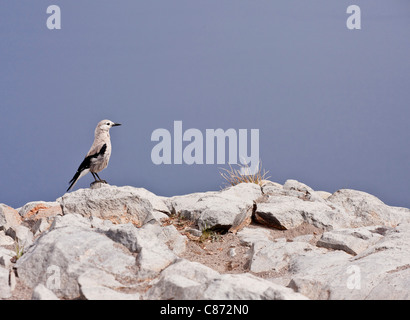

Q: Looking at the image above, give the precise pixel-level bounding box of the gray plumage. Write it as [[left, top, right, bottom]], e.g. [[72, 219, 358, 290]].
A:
[[67, 119, 121, 192]]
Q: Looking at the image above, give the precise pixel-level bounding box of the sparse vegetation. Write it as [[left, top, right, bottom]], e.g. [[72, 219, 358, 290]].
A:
[[12, 240, 24, 262], [199, 227, 222, 243], [219, 161, 270, 188]]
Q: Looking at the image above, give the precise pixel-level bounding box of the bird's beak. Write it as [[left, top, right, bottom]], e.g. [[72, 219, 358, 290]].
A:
[[112, 123, 122, 127]]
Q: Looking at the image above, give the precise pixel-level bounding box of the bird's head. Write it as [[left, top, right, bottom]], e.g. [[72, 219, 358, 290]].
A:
[[96, 119, 122, 133]]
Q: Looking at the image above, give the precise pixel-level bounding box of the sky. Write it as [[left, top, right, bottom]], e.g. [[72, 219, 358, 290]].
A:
[[0, 1, 409, 209]]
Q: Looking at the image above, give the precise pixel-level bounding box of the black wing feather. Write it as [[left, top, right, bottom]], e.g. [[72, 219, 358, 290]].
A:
[[66, 144, 107, 191]]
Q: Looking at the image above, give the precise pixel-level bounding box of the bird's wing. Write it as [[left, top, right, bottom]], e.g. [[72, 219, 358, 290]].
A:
[[80, 143, 107, 171], [67, 144, 107, 191], [87, 141, 103, 158]]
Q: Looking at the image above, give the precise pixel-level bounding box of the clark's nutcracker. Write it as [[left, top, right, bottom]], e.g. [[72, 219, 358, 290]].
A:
[[67, 119, 121, 192]]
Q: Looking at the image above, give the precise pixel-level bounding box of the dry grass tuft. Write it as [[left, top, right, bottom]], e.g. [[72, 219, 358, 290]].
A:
[[219, 161, 270, 188]]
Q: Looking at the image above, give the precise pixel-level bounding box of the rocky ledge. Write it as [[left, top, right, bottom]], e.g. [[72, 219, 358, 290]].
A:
[[0, 179, 409, 300]]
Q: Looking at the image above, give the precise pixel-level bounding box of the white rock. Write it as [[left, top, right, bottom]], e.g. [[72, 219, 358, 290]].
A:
[[18, 202, 62, 236], [260, 180, 282, 188], [287, 223, 410, 299], [18, 201, 60, 218], [105, 223, 141, 252], [136, 245, 177, 280], [254, 195, 346, 230], [283, 179, 315, 196], [32, 218, 51, 236], [236, 227, 272, 246], [88, 216, 112, 231], [257, 186, 410, 232], [78, 269, 140, 300], [6, 225, 34, 250], [316, 226, 384, 255], [365, 268, 410, 300], [16, 214, 137, 299], [145, 259, 308, 300], [288, 277, 330, 300], [263, 179, 326, 203], [287, 249, 352, 300], [57, 185, 155, 227], [328, 189, 410, 227], [50, 213, 92, 230], [292, 234, 314, 242], [145, 259, 220, 300], [228, 248, 236, 257], [167, 183, 262, 230], [32, 284, 60, 300], [203, 273, 308, 300], [157, 224, 187, 255], [129, 188, 170, 215], [0, 204, 22, 231], [80, 284, 140, 300], [165, 191, 213, 220], [248, 240, 320, 273], [0, 247, 15, 268], [184, 227, 202, 237], [316, 191, 332, 200], [254, 196, 305, 230], [0, 230, 14, 246], [261, 183, 284, 196], [0, 266, 11, 299], [105, 223, 177, 279]]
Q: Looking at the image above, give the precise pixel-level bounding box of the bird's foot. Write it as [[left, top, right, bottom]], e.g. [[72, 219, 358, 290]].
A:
[[90, 180, 109, 189], [90, 180, 107, 185]]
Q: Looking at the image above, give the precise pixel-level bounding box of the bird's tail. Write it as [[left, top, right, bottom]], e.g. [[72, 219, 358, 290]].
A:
[[67, 171, 80, 192], [66, 168, 90, 192]]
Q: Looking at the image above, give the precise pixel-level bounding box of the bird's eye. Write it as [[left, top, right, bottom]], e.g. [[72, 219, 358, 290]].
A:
[[106, 122, 110, 125]]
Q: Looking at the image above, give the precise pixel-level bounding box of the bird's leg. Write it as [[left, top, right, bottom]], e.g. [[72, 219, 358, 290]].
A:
[[90, 172, 100, 186], [91, 172, 98, 182], [95, 172, 107, 184]]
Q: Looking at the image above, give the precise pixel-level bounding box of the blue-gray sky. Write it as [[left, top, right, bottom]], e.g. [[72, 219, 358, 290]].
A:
[[1, 1, 409, 209]]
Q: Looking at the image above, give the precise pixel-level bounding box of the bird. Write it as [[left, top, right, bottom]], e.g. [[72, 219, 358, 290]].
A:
[[66, 119, 121, 192]]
